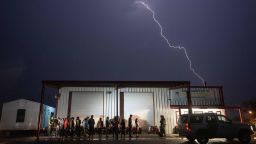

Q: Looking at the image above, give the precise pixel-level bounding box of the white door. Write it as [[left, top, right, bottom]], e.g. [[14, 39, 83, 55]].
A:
[[71, 91, 104, 123], [124, 92, 154, 128]]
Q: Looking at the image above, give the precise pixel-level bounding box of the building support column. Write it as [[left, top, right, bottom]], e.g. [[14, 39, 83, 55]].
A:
[[120, 92, 124, 119], [116, 86, 118, 117], [37, 82, 45, 140], [187, 82, 192, 114], [55, 93, 60, 118], [220, 88, 225, 106], [153, 93, 155, 126], [67, 92, 72, 118], [239, 108, 243, 123]]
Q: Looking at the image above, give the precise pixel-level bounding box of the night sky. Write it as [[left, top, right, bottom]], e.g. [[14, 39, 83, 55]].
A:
[[0, 0, 256, 106]]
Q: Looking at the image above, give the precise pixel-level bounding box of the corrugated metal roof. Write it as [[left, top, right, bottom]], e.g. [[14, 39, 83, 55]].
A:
[[42, 80, 190, 88]]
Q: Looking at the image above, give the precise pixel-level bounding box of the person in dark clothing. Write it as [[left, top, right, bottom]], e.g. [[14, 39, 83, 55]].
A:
[[70, 117, 75, 138], [128, 115, 133, 138], [135, 118, 139, 138], [120, 119, 126, 138], [105, 117, 110, 138], [97, 118, 103, 140], [75, 117, 81, 137], [60, 118, 64, 138], [88, 115, 95, 140], [110, 119, 115, 138], [159, 115, 166, 137], [113, 116, 119, 140]]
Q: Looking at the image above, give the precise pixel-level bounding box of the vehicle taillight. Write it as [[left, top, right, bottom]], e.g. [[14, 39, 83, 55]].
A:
[[185, 121, 191, 132]]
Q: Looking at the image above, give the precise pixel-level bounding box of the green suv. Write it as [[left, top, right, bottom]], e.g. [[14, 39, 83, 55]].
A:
[[177, 113, 254, 144]]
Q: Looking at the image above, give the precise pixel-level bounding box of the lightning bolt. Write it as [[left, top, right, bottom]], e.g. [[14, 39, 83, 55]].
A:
[[136, 1, 205, 86]]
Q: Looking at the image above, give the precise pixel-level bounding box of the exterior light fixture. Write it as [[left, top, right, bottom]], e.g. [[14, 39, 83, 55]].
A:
[[248, 110, 253, 114]]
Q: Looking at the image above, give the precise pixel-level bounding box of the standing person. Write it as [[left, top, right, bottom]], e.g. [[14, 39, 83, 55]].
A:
[[159, 115, 166, 137], [48, 117, 54, 136], [59, 118, 64, 138], [110, 118, 115, 138], [64, 118, 69, 138], [55, 117, 60, 137], [88, 115, 95, 140], [135, 118, 139, 138], [70, 117, 75, 138], [82, 116, 89, 138], [128, 115, 133, 138], [75, 117, 81, 138], [105, 117, 110, 138], [120, 119, 126, 139], [113, 116, 119, 140], [97, 118, 104, 140]]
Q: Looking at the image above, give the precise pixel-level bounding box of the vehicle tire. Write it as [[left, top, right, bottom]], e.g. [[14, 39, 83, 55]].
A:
[[186, 136, 195, 142], [226, 137, 234, 141], [238, 131, 251, 144], [197, 137, 209, 144], [226, 137, 233, 141], [197, 133, 209, 144], [196, 130, 209, 144]]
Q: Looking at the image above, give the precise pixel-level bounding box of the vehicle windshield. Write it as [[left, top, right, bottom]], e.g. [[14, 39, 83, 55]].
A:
[[190, 115, 203, 123], [217, 115, 231, 123]]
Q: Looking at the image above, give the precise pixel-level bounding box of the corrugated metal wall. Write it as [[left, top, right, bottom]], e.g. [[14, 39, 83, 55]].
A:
[[170, 87, 223, 106], [57, 86, 224, 134], [57, 87, 176, 134]]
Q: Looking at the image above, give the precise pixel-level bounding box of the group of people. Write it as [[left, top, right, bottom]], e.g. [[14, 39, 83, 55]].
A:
[[48, 116, 83, 138], [48, 114, 166, 139]]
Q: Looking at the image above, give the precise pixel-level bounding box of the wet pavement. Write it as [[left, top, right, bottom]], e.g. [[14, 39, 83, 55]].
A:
[[1, 136, 256, 144]]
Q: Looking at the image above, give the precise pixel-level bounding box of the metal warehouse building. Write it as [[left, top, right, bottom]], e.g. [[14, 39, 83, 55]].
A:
[[37, 80, 228, 136]]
